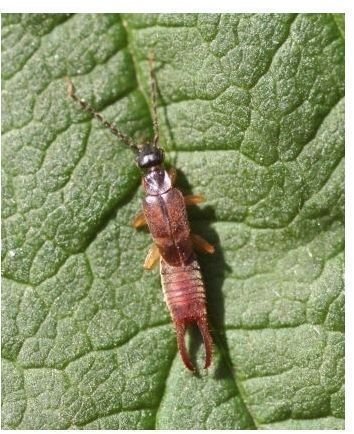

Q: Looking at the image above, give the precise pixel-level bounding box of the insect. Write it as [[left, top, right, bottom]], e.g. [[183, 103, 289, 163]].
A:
[[66, 56, 215, 371]]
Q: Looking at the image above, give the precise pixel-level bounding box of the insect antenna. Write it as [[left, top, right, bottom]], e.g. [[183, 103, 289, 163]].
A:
[[148, 52, 160, 148], [65, 77, 139, 154]]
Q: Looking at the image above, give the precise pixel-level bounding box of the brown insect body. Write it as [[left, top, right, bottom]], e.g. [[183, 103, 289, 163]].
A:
[[66, 55, 214, 372], [160, 258, 212, 371], [142, 166, 212, 370], [143, 170, 193, 266]]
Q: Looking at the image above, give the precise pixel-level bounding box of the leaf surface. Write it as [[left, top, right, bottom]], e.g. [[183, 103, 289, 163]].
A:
[[1, 13, 344, 429]]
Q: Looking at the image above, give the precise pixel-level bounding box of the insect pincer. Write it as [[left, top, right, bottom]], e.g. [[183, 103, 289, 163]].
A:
[[175, 317, 213, 372]]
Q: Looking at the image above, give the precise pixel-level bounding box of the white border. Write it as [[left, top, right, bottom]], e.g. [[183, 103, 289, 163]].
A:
[[0, 0, 348, 14], [0, 5, 350, 434], [345, 10, 351, 434]]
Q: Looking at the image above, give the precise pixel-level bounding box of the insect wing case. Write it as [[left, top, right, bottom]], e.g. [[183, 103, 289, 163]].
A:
[[143, 187, 194, 267]]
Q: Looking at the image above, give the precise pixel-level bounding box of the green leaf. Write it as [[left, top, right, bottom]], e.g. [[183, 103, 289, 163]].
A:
[[2, 13, 344, 429]]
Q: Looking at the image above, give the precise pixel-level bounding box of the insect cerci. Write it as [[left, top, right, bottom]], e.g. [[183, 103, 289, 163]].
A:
[[66, 55, 215, 371]]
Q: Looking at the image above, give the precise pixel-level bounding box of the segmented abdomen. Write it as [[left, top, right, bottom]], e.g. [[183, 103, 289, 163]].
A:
[[160, 256, 212, 370], [161, 257, 206, 320]]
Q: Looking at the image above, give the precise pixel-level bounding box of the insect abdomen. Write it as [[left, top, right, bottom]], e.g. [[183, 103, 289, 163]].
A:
[[161, 256, 212, 371]]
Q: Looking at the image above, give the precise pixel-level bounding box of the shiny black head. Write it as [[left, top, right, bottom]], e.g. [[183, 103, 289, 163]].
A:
[[136, 145, 164, 169]]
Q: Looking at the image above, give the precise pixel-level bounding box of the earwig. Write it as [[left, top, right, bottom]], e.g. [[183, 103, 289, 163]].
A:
[[66, 56, 215, 371]]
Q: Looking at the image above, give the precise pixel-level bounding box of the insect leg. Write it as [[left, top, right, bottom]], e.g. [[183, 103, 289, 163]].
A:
[[191, 233, 215, 254], [144, 244, 160, 270], [168, 167, 177, 185], [184, 194, 205, 205], [132, 210, 147, 228]]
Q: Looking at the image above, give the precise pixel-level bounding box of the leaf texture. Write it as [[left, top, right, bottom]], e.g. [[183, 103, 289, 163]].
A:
[[1, 13, 344, 429]]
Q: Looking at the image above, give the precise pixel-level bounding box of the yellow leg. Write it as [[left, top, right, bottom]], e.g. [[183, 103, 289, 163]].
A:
[[144, 244, 160, 270], [184, 194, 205, 206], [191, 233, 215, 254], [168, 167, 177, 186], [132, 210, 147, 228]]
